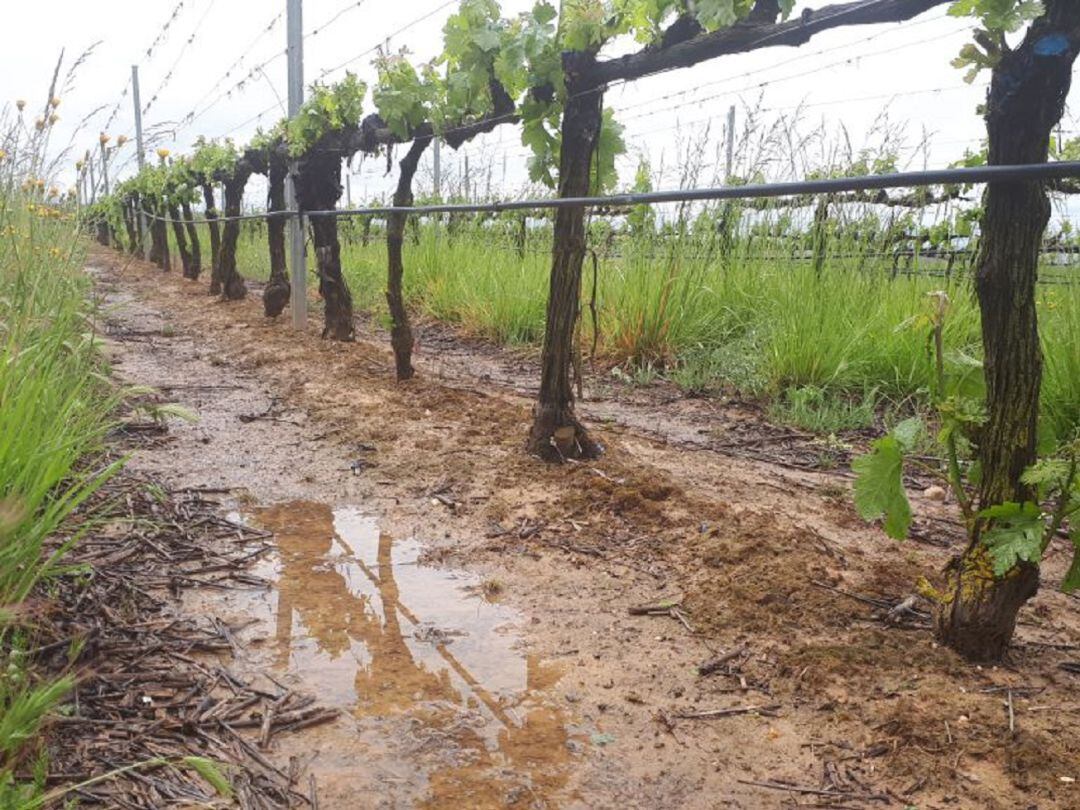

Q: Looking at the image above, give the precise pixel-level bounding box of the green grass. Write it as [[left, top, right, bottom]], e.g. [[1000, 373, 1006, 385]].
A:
[[0, 187, 119, 803], [219, 214, 1080, 443]]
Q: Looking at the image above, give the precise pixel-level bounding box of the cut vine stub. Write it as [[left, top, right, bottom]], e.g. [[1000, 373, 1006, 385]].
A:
[[527, 409, 603, 463]]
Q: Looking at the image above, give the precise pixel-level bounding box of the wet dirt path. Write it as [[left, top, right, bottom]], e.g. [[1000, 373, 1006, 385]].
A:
[[96, 273, 591, 807], [92, 261, 753, 808], [92, 252, 1080, 810]]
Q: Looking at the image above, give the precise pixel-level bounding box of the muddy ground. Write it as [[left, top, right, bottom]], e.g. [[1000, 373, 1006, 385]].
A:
[[89, 247, 1080, 809]]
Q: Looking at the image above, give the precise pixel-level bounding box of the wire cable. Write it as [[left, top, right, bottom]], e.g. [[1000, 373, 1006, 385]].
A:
[[137, 160, 1080, 224], [615, 27, 969, 125], [316, 0, 459, 80], [611, 10, 955, 116], [144, 0, 221, 115]]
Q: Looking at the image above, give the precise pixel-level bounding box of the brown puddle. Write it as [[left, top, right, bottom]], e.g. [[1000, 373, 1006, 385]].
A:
[[229, 501, 579, 808]]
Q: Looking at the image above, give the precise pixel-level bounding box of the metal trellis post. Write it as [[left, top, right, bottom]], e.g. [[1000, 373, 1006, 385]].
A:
[[100, 142, 110, 197], [132, 65, 149, 260], [724, 105, 736, 181], [433, 137, 441, 200], [286, 0, 306, 330]]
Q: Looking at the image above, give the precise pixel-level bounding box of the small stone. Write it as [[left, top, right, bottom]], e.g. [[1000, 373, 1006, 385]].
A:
[[924, 485, 947, 502]]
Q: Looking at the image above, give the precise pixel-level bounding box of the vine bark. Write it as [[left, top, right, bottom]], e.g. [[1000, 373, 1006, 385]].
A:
[[527, 52, 605, 461], [937, 1, 1080, 662], [295, 150, 353, 340], [263, 156, 291, 317], [181, 200, 202, 278], [218, 166, 251, 300], [202, 184, 223, 295], [386, 137, 431, 380]]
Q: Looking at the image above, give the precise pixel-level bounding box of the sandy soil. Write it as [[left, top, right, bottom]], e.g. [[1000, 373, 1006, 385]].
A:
[[91, 247, 1080, 809]]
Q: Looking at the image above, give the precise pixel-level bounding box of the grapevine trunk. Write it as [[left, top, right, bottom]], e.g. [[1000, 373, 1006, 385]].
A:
[[219, 169, 250, 301], [263, 157, 290, 318], [295, 150, 353, 341], [528, 53, 605, 461], [937, 0, 1080, 661], [181, 200, 202, 278], [202, 184, 223, 296], [169, 205, 195, 279], [386, 137, 431, 381]]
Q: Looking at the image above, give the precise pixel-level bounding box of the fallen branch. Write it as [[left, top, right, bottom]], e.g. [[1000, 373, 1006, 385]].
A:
[[676, 703, 781, 719]]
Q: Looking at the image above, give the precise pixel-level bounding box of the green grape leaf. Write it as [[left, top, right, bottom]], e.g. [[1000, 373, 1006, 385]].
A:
[[472, 26, 502, 51], [980, 501, 1046, 577], [852, 435, 912, 540], [1063, 549, 1080, 593], [1064, 522, 1080, 593], [594, 108, 626, 193], [694, 0, 743, 30], [1021, 458, 1073, 490], [891, 417, 924, 452]]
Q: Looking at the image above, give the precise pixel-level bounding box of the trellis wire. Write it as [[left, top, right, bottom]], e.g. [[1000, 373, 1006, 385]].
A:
[[138, 161, 1080, 226]]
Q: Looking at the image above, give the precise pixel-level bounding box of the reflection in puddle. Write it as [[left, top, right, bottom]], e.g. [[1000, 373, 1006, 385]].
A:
[[251, 501, 576, 808]]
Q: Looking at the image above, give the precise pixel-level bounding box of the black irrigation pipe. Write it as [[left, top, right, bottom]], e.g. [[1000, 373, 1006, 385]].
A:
[[138, 161, 1080, 226]]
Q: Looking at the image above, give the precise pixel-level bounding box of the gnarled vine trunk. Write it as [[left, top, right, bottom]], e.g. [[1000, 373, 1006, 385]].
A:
[[218, 168, 250, 300], [95, 219, 110, 247], [527, 52, 604, 461], [169, 205, 195, 279], [149, 205, 170, 272], [263, 156, 290, 317], [123, 200, 139, 255], [386, 137, 431, 381], [937, 1, 1080, 662], [203, 184, 223, 295], [181, 200, 202, 278], [295, 150, 353, 340]]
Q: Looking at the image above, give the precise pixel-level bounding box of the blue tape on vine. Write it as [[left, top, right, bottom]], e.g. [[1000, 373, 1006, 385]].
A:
[[1034, 34, 1070, 57]]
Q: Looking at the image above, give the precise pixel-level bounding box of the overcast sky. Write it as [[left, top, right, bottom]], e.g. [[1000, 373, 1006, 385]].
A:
[[2, 0, 1077, 205]]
